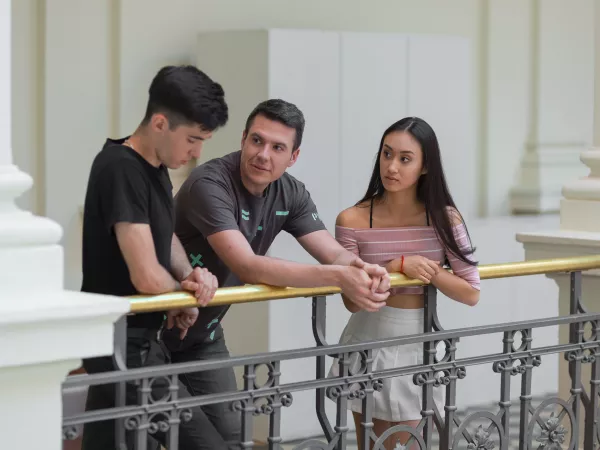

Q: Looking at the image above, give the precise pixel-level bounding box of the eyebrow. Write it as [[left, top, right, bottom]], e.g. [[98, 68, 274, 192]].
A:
[[383, 144, 414, 154], [251, 132, 288, 150], [189, 135, 206, 141]]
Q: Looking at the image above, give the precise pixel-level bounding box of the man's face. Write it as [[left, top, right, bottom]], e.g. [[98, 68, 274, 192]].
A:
[[153, 115, 213, 169], [240, 115, 300, 195]]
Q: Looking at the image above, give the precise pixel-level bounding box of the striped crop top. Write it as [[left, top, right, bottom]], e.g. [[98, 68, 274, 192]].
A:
[[336, 219, 481, 296]]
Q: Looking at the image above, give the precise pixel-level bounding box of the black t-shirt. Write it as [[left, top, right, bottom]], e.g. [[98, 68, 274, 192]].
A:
[[81, 138, 174, 330], [171, 151, 326, 347]]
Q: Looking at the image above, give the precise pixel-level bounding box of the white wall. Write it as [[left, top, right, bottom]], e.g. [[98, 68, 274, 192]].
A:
[[536, 0, 594, 144], [484, 0, 532, 216], [10, 0, 43, 213], [9, 0, 598, 287], [9, 0, 483, 290], [117, 0, 482, 153]]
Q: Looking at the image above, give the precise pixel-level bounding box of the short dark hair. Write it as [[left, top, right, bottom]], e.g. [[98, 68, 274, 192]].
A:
[[244, 99, 305, 150], [142, 65, 228, 131]]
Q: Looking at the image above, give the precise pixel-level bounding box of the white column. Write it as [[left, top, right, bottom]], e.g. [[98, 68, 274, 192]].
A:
[[595, 2, 600, 149], [0, 1, 129, 449], [510, 0, 595, 214], [516, 2, 600, 444], [0, 0, 11, 165], [558, 0, 600, 231]]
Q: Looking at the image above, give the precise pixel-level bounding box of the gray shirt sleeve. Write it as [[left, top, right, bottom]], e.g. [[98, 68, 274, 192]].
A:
[[183, 174, 239, 238], [283, 183, 327, 238]]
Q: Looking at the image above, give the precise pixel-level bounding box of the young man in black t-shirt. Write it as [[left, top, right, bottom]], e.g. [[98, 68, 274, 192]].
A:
[[80, 65, 228, 450], [169, 99, 392, 444]]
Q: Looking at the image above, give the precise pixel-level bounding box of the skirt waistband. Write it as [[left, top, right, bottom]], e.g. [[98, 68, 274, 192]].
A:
[[366, 306, 424, 320]]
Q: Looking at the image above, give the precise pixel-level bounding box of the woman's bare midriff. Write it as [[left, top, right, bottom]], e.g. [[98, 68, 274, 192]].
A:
[[385, 293, 425, 309]]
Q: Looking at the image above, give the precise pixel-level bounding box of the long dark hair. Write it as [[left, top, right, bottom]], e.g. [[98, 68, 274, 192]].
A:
[[357, 117, 477, 266]]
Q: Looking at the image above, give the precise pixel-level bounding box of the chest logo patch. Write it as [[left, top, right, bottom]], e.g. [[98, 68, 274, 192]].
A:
[[189, 253, 204, 267], [275, 211, 289, 216], [241, 209, 250, 221], [312, 213, 319, 221]]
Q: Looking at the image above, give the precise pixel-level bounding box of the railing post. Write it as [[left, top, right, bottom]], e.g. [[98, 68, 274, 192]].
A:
[[497, 331, 514, 450], [267, 361, 284, 450], [568, 271, 584, 446], [584, 319, 600, 450], [422, 285, 437, 449], [359, 348, 376, 450], [113, 315, 128, 449], [239, 365, 257, 449], [312, 295, 335, 441], [334, 355, 349, 450], [517, 329, 534, 450]]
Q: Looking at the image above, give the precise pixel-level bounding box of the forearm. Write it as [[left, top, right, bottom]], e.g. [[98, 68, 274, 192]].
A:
[[330, 249, 360, 267], [170, 234, 193, 281], [238, 255, 343, 288], [133, 264, 181, 295], [431, 270, 480, 306], [385, 258, 402, 273]]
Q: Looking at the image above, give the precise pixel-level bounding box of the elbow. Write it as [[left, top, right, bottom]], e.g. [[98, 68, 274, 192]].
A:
[[233, 258, 261, 285], [463, 288, 480, 307], [237, 269, 257, 284], [130, 269, 166, 295]]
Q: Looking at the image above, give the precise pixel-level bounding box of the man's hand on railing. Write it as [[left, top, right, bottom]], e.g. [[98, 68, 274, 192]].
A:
[[166, 307, 199, 340], [180, 267, 219, 307], [351, 257, 392, 294], [338, 262, 390, 312]]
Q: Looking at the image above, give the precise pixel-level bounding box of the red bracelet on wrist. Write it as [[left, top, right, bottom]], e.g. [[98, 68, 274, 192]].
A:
[[400, 255, 405, 273]]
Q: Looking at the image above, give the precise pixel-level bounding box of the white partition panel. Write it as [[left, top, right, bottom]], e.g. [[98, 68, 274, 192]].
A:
[[339, 33, 410, 210], [268, 29, 342, 231], [266, 29, 342, 440], [407, 35, 476, 220]]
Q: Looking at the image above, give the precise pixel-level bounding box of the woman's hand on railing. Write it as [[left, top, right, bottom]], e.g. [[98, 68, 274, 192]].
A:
[[400, 256, 440, 284]]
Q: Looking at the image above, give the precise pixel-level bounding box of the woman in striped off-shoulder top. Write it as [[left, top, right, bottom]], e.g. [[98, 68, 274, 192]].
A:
[[329, 117, 480, 450]]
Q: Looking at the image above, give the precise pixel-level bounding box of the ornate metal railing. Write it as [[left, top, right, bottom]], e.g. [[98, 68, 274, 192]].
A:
[[62, 255, 600, 450]]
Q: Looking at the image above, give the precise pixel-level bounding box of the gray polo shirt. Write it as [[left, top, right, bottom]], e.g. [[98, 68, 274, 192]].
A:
[[171, 151, 326, 346]]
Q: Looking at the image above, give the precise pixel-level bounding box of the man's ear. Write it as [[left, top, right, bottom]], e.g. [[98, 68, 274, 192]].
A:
[[289, 148, 300, 168], [150, 113, 168, 133], [241, 131, 247, 149]]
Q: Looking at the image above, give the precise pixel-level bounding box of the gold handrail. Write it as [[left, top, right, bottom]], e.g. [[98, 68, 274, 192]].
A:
[[128, 254, 600, 313]]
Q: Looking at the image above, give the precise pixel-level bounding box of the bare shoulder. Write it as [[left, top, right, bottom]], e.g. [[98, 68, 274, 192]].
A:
[[446, 206, 464, 226], [336, 204, 370, 228]]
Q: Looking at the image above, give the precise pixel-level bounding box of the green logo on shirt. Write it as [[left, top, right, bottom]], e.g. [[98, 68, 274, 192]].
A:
[[276, 211, 289, 216], [312, 213, 319, 221], [258, 225, 263, 231], [190, 253, 203, 267], [241, 209, 250, 221]]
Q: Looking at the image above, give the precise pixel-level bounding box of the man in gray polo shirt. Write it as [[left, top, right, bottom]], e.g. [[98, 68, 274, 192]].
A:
[[166, 99, 391, 448]]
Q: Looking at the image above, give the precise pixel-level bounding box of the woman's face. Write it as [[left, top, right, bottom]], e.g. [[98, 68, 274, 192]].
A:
[[379, 131, 425, 193]]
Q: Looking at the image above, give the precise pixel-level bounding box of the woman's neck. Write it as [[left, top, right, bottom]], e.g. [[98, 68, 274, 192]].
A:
[[380, 188, 422, 214]]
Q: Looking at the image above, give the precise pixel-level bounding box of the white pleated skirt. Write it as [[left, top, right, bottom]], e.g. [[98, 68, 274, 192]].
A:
[[328, 307, 444, 422]]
